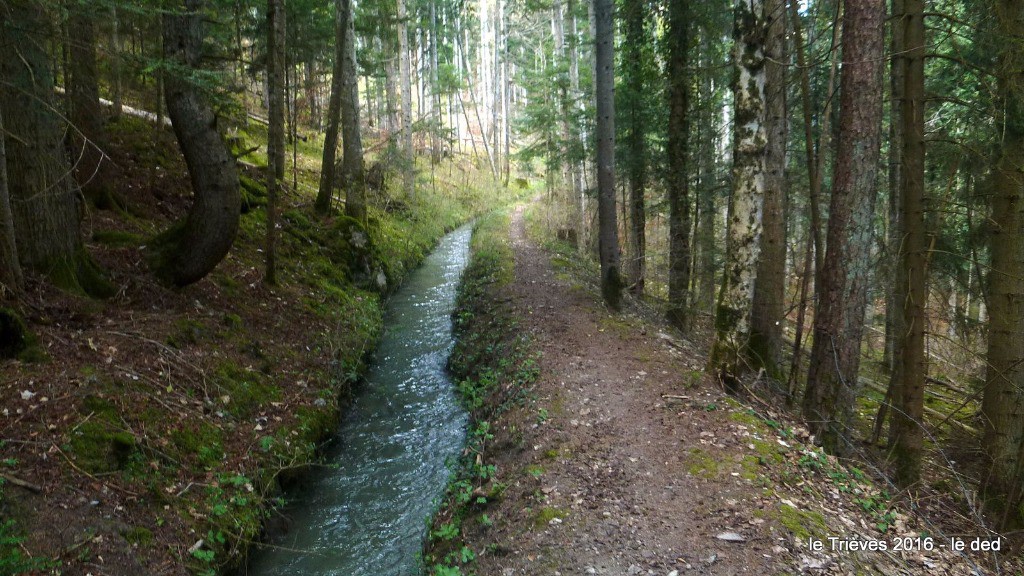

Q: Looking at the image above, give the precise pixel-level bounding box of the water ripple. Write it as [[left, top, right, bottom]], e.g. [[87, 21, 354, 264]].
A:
[[244, 226, 472, 576]]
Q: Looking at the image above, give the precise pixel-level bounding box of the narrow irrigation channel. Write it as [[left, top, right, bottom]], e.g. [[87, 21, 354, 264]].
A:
[[245, 226, 473, 575]]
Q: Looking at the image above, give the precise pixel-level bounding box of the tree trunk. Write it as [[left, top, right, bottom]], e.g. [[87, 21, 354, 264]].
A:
[[156, 0, 241, 287], [305, 61, 321, 128], [749, 0, 788, 380], [666, 0, 692, 328], [980, 0, 1024, 531], [883, 0, 906, 377], [68, 2, 110, 206], [889, 0, 927, 488], [567, 0, 586, 251], [802, 0, 885, 455], [340, 0, 366, 223], [594, 0, 621, 309], [787, 0, 839, 397], [624, 0, 646, 295], [111, 6, 123, 118], [316, 0, 346, 215], [0, 0, 107, 296], [709, 0, 767, 390], [695, 36, 719, 314], [0, 108, 23, 297], [397, 0, 415, 199], [385, 48, 399, 135], [264, 0, 285, 285]]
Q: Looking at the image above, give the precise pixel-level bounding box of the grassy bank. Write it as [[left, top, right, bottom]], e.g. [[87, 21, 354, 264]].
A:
[[0, 115, 513, 575], [422, 210, 540, 576]]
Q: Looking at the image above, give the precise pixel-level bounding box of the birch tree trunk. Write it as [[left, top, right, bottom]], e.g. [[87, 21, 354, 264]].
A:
[[802, 0, 885, 455], [709, 0, 767, 390], [593, 0, 621, 309], [398, 0, 415, 198], [980, 0, 1024, 531]]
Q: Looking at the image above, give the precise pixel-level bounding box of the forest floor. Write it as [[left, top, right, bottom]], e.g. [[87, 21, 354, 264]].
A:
[[0, 113, 504, 576], [432, 203, 1020, 576]]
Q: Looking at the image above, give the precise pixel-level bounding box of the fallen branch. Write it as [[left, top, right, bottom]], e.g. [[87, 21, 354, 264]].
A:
[[0, 472, 42, 493]]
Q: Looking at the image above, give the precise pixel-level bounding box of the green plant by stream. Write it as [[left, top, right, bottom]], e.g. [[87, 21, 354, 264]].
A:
[[423, 210, 540, 575]]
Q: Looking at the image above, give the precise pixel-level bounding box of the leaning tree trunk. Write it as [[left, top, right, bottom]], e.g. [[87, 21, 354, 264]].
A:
[[316, 0, 346, 215], [593, 0, 621, 309], [665, 0, 692, 328], [0, 0, 109, 296], [709, 0, 767, 391], [155, 0, 241, 287], [802, 0, 885, 455], [340, 0, 366, 223], [749, 0, 788, 380], [980, 0, 1024, 531]]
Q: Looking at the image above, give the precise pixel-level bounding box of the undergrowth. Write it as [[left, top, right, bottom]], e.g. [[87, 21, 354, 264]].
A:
[[423, 210, 540, 576]]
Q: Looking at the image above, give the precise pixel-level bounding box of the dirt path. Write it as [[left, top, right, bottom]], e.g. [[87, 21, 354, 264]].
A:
[[466, 205, 794, 575], [453, 204, 1009, 576]]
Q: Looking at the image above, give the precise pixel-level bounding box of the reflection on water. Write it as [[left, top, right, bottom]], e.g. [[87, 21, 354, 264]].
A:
[[244, 226, 472, 576]]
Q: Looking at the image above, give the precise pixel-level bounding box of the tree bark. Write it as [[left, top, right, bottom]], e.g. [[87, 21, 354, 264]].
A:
[[695, 36, 719, 314], [0, 108, 23, 297], [68, 1, 110, 206], [594, 0, 621, 309], [0, 0, 106, 296], [111, 5, 123, 118], [787, 0, 839, 397], [397, 0, 415, 198], [316, 0, 346, 215], [889, 0, 927, 488], [156, 0, 241, 287], [264, 0, 285, 285], [666, 0, 692, 327], [624, 0, 647, 295], [749, 0, 788, 380], [980, 0, 1024, 531], [709, 0, 767, 390], [340, 0, 366, 223], [802, 0, 885, 455]]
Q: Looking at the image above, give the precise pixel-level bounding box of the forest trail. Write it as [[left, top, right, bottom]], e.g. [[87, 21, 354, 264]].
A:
[[465, 204, 793, 575], [454, 204, 1001, 576]]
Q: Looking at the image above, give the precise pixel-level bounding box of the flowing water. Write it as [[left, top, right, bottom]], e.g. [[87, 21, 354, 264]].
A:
[[245, 226, 472, 576]]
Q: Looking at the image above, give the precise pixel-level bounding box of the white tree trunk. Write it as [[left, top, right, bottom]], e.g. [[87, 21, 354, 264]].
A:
[[397, 0, 415, 198], [709, 0, 767, 389]]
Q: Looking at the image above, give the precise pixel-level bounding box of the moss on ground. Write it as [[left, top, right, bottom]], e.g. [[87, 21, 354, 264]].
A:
[[686, 448, 720, 479], [69, 396, 138, 474], [777, 503, 828, 540]]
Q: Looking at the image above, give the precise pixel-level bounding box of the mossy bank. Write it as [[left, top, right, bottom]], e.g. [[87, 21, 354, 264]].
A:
[[0, 115, 515, 575], [423, 209, 541, 576]]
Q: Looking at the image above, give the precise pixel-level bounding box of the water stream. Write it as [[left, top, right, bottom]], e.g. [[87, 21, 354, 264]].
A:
[[244, 226, 472, 575]]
